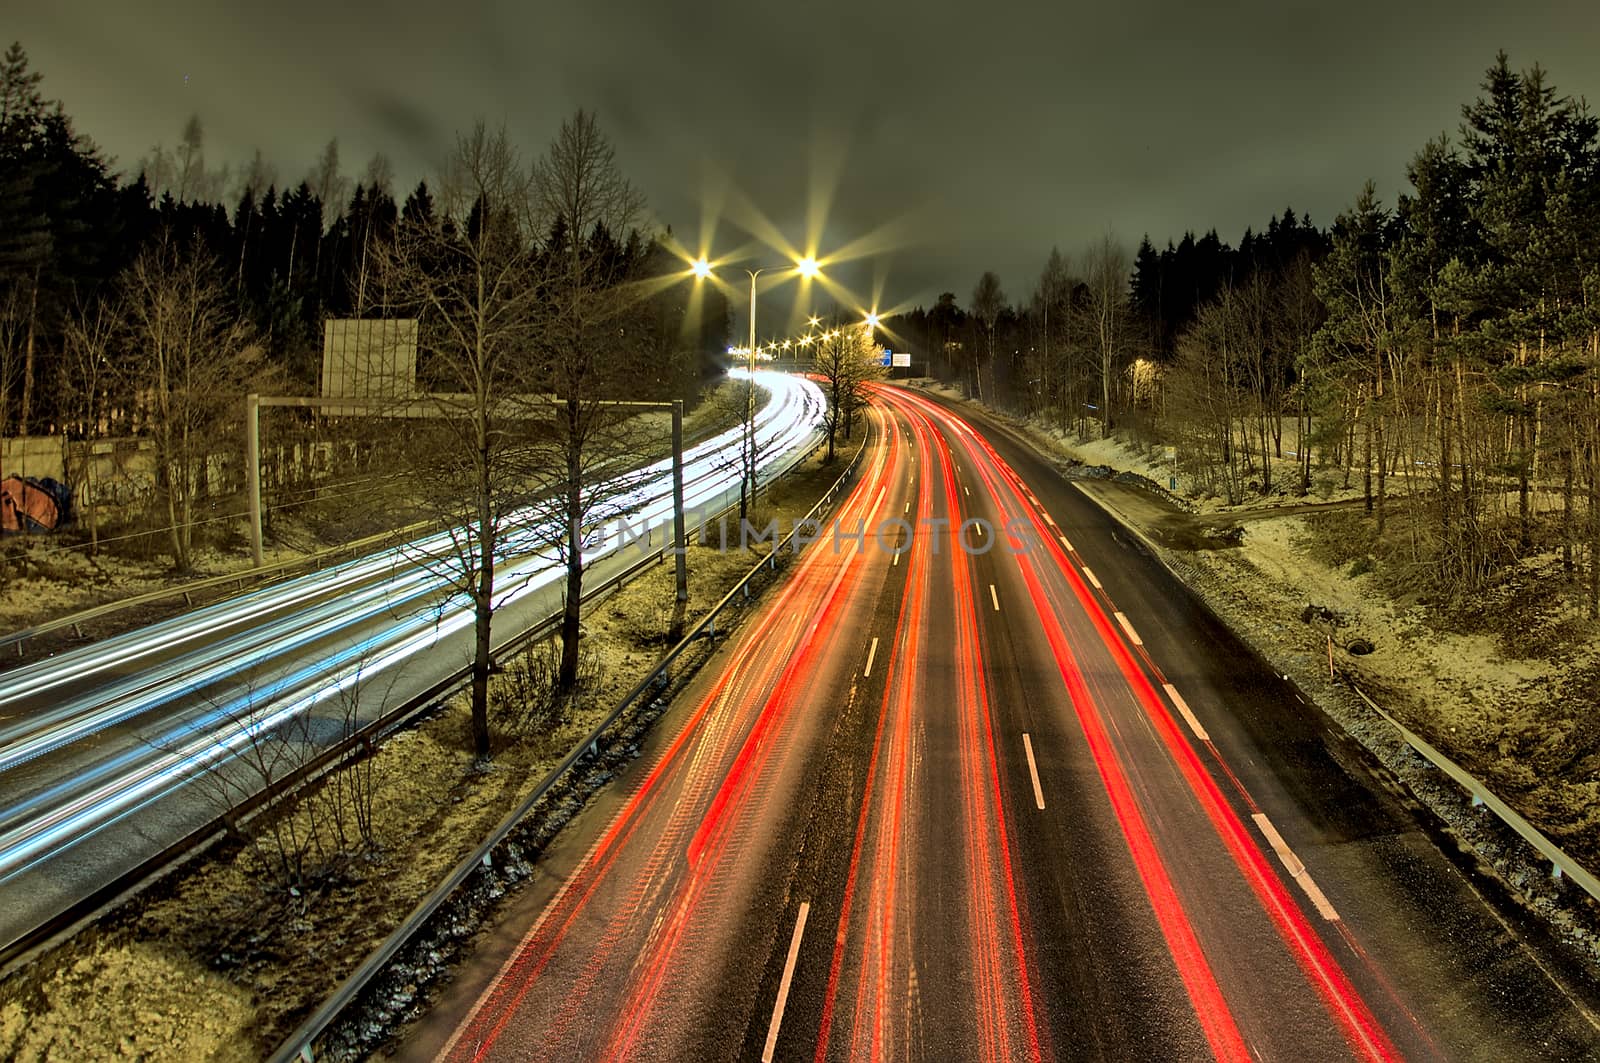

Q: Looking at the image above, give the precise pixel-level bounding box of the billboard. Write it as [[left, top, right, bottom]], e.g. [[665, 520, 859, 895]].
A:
[[320, 319, 418, 415]]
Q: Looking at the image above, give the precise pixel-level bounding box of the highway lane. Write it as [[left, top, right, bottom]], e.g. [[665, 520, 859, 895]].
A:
[[402, 384, 1600, 1061], [906, 384, 1600, 1059], [0, 371, 825, 958]]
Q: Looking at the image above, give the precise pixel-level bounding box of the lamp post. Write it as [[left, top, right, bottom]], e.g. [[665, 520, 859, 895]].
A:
[[692, 255, 820, 516]]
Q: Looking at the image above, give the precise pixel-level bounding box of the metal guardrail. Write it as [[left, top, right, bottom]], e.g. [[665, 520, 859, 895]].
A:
[[269, 430, 868, 1063], [0, 429, 826, 974], [1, 391, 767, 657], [1349, 683, 1600, 903], [0, 519, 436, 656]]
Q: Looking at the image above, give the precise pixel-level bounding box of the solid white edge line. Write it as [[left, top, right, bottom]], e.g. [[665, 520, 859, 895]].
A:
[[1114, 611, 1143, 646], [1023, 733, 1046, 810], [1162, 682, 1210, 742], [864, 636, 879, 678], [1082, 565, 1102, 590], [1251, 812, 1340, 921], [762, 901, 811, 1062], [990, 584, 1000, 612]]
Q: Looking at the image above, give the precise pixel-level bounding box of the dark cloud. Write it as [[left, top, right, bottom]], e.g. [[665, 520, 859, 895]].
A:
[[353, 90, 448, 172], [11, 1, 1600, 315]]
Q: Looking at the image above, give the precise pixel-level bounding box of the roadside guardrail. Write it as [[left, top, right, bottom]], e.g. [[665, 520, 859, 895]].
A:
[[1349, 683, 1600, 903], [0, 429, 825, 974], [0, 519, 435, 657], [268, 431, 867, 1063]]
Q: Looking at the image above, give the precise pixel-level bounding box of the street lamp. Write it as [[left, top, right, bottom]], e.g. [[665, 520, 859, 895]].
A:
[[691, 252, 825, 512], [703, 256, 823, 516]]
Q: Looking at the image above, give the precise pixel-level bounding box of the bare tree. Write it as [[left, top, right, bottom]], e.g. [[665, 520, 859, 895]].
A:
[[970, 271, 1005, 402], [139, 114, 229, 204], [1032, 248, 1072, 422], [60, 289, 120, 553], [119, 235, 267, 570], [308, 137, 352, 230], [378, 121, 546, 762], [529, 109, 650, 694], [362, 151, 395, 197], [1082, 235, 1129, 437], [813, 323, 881, 462]]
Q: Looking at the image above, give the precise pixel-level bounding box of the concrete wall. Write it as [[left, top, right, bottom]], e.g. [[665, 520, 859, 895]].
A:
[[3, 435, 158, 508]]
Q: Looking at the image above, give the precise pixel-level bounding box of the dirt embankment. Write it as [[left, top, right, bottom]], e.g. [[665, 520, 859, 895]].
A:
[[0, 444, 857, 1062]]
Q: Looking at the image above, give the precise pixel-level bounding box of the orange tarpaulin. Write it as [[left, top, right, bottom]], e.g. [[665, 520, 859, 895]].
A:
[[0, 475, 70, 533]]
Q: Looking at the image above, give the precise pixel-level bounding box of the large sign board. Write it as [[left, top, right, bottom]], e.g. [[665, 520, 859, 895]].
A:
[[892, 352, 911, 368], [320, 319, 418, 415]]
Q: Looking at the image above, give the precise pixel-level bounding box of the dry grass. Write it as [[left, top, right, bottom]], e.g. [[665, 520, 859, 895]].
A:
[[0, 445, 855, 1061]]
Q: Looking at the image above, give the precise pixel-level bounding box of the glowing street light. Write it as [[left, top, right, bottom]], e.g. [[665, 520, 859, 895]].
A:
[[694, 254, 827, 513], [864, 311, 880, 330]]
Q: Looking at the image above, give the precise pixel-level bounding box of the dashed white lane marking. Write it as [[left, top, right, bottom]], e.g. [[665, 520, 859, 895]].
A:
[[1082, 566, 1102, 590], [762, 902, 811, 1062], [905, 501, 910, 513], [893, 552, 900, 567], [1023, 733, 1046, 809], [864, 637, 880, 678], [990, 584, 1000, 612], [1161, 682, 1210, 742], [1251, 813, 1340, 922], [1058, 535, 1074, 552], [1114, 611, 1143, 646], [963, 484, 970, 496]]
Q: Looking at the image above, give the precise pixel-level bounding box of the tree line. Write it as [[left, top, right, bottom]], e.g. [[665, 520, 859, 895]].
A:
[[0, 42, 727, 439], [897, 52, 1600, 614], [1, 42, 737, 759]]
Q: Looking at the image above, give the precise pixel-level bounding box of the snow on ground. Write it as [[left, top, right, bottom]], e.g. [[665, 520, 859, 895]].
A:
[[919, 379, 1600, 958]]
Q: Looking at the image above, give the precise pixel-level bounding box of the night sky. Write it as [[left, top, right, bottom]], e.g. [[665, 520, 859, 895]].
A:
[[13, 2, 1600, 325]]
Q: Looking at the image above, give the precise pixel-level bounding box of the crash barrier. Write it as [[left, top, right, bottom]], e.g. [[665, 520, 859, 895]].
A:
[[1350, 683, 1600, 903], [269, 431, 865, 1063]]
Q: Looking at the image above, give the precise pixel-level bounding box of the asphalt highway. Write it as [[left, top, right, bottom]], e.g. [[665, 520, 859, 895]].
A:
[[408, 384, 1600, 1062], [0, 370, 825, 958]]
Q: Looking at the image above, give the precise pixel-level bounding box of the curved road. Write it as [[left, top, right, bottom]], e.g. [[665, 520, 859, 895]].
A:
[[0, 371, 824, 958], [401, 384, 1600, 1061]]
